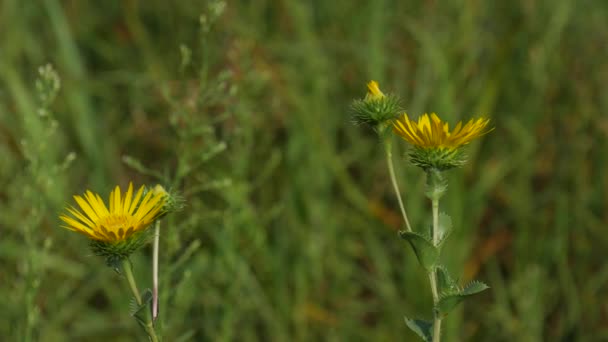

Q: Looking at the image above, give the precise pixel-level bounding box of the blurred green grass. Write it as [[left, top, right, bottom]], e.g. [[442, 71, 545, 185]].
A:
[[1, 0, 607, 341]]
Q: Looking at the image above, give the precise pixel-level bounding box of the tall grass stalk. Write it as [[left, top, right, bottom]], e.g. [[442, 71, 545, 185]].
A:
[[152, 220, 161, 322]]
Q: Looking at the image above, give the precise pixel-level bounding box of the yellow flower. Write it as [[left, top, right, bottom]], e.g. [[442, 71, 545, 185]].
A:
[[366, 80, 385, 100], [393, 113, 492, 149], [60, 182, 166, 243]]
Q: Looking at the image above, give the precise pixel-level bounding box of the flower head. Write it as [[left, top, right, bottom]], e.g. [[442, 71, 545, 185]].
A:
[[393, 113, 491, 149], [60, 182, 166, 265], [393, 113, 492, 170], [60, 182, 166, 242], [351, 80, 401, 133]]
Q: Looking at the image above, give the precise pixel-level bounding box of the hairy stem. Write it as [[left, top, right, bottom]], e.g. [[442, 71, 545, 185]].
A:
[[431, 197, 441, 342], [122, 259, 159, 342], [384, 139, 412, 232], [123, 259, 142, 304]]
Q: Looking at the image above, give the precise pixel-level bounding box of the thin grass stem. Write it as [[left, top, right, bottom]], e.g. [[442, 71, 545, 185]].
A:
[[152, 220, 160, 321]]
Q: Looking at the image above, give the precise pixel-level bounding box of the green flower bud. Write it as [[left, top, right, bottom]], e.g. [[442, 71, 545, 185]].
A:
[[351, 80, 402, 134]]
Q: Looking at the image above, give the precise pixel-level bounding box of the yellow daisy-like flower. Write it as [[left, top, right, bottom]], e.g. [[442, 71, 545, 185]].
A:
[[60, 182, 166, 243], [393, 113, 492, 149], [393, 113, 492, 170]]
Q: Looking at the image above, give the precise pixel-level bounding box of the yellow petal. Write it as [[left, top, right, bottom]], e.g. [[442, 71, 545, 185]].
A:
[[128, 186, 145, 215], [123, 182, 134, 215], [112, 185, 122, 214], [366, 80, 384, 99], [74, 195, 99, 222], [66, 206, 95, 228]]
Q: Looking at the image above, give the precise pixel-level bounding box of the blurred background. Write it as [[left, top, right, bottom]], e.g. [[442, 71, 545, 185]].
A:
[[1, 0, 607, 341]]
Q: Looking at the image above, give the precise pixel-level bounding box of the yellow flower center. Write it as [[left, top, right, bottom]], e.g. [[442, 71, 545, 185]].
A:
[[96, 214, 137, 241]]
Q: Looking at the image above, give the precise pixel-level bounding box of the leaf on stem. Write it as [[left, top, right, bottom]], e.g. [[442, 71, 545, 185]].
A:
[[436, 265, 459, 293], [436, 280, 490, 316], [404, 316, 433, 342], [130, 288, 153, 327], [399, 231, 439, 271], [436, 212, 453, 246]]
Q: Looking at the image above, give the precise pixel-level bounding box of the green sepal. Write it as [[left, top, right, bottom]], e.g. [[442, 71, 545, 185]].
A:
[[436, 281, 490, 316], [130, 288, 153, 328], [436, 265, 459, 293], [412, 147, 467, 172], [436, 213, 453, 246], [351, 94, 402, 130], [404, 316, 433, 342], [89, 229, 155, 268], [399, 231, 439, 271]]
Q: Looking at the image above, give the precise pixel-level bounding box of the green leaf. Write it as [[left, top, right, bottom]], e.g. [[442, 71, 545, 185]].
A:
[[437, 281, 490, 316], [130, 288, 153, 328], [437, 213, 453, 245], [404, 316, 433, 342], [399, 231, 439, 271], [436, 265, 458, 293], [461, 281, 490, 295]]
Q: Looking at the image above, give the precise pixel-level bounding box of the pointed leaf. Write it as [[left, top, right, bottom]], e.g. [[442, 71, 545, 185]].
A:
[[129, 297, 139, 316], [437, 213, 453, 245], [404, 316, 433, 342], [462, 281, 490, 295], [130, 288, 154, 328], [399, 231, 439, 271], [436, 265, 458, 293], [437, 281, 490, 316]]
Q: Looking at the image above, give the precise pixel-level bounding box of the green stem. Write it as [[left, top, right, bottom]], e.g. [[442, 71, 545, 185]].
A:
[[121, 259, 160, 342], [384, 139, 412, 232], [432, 198, 439, 246], [123, 259, 142, 304], [430, 197, 441, 342]]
